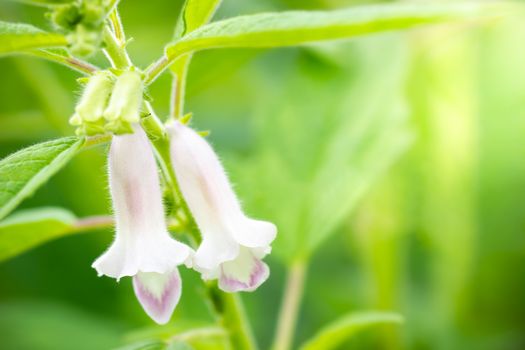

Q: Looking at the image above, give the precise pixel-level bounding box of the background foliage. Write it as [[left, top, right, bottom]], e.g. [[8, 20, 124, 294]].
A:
[[0, 0, 524, 349]]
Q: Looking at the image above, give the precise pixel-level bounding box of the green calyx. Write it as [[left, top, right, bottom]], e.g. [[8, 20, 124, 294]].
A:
[[70, 69, 145, 136]]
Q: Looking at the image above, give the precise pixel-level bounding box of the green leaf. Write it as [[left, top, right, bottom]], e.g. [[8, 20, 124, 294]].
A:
[[113, 340, 167, 350], [231, 38, 412, 261], [299, 311, 403, 350], [0, 111, 56, 141], [120, 325, 228, 350], [0, 301, 122, 350], [0, 207, 76, 263], [0, 137, 84, 220], [165, 341, 194, 350], [166, 3, 505, 60], [174, 0, 223, 39], [8, 0, 74, 5], [0, 21, 68, 56]]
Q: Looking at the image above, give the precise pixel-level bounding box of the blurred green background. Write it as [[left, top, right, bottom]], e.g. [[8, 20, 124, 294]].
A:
[[1, 0, 525, 349]]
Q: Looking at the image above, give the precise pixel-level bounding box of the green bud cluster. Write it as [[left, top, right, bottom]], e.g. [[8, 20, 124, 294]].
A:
[[70, 70, 144, 136], [49, 0, 109, 57]]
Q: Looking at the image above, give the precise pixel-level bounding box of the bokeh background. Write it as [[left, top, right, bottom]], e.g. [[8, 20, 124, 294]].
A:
[[1, 0, 525, 349]]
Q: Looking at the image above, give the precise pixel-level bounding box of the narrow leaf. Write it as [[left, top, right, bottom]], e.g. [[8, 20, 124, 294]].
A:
[[0, 21, 68, 56], [0, 137, 84, 220], [300, 311, 403, 350], [0, 207, 76, 262], [166, 3, 506, 59], [232, 38, 412, 261]]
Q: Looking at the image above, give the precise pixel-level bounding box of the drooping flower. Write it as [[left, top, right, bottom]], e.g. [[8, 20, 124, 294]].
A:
[[167, 121, 277, 292], [92, 126, 192, 324]]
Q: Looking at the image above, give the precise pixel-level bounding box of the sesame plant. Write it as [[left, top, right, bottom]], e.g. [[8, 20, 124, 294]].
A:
[[0, 1, 510, 349]]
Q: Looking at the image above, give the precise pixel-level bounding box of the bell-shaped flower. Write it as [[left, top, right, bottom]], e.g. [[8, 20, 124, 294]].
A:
[[167, 121, 277, 292], [92, 126, 192, 324]]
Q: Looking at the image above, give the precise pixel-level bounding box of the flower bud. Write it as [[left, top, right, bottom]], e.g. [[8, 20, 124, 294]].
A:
[[50, 4, 81, 31], [103, 71, 143, 124], [74, 71, 114, 123], [68, 24, 102, 58]]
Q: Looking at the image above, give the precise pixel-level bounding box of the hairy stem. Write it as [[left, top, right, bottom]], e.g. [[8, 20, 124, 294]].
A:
[[149, 132, 201, 243], [144, 55, 169, 85], [103, 26, 131, 69], [272, 260, 308, 350]]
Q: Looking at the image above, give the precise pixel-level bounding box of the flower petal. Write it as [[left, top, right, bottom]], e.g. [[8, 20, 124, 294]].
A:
[[92, 231, 192, 280], [228, 218, 277, 249], [218, 248, 270, 293], [92, 126, 193, 280], [133, 269, 182, 325], [168, 121, 277, 276], [194, 231, 238, 271]]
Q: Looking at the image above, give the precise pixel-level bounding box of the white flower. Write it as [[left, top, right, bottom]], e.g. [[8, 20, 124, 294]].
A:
[[92, 126, 192, 324], [167, 121, 276, 292]]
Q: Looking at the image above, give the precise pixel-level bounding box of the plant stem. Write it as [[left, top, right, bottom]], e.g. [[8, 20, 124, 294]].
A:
[[272, 260, 308, 350], [149, 132, 201, 242], [220, 292, 259, 350], [144, 55, 169, 85], [27, 50, 98, 75], [83, 134, 112, 149], [169, 54, 191, 119], [103, 26, 131, 69], [109, 10, 126, 43], [73, 215, 113, 231], [105, 0, 121, 13]]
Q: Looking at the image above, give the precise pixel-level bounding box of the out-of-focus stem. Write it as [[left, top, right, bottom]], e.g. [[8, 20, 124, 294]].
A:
[[169, 54, 191, 119], [28, 50, 98, 75], [73, 215, 113, 231], [204, 285, 259, 350], [272, 260, 308, 350], [109, 10, 126, 43], [224, 293, 258, 350]]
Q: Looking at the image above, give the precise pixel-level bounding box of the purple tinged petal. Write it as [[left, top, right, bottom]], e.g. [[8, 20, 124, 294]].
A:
[[218, 248, 270, 293], [133, 269, 182, 325]]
